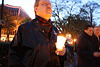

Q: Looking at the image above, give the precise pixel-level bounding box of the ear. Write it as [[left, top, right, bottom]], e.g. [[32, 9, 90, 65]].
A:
[[84, 29, 87, 33], [34, 7, 37, 12]]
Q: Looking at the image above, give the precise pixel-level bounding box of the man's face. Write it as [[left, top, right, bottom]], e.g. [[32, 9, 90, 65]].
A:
[[84, 27, 93, 36], [34, 0, 52, 20], [99, 28, 100, 36], [94, 27, 100, 37]]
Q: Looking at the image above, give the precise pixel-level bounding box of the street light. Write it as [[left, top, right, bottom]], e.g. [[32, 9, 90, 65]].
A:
[[0, 0, 4, 42], [1, 0, 4, 20]]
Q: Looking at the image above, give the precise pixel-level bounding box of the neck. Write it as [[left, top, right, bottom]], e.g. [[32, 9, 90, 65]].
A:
[[36, 15, 50, 21]]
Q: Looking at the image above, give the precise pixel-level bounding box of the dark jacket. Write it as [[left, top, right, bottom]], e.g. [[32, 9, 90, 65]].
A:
[[93, 34, 100, 67], [8, 16, 61, 67], [76, 32, 97, 67], [93, 35, 100, 51]]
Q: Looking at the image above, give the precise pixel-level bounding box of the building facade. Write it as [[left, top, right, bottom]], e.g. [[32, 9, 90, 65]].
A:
[[0, 4, 30, 42]]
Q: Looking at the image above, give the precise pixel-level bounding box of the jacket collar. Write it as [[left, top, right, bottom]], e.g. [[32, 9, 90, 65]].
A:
[[36, 15, 51, 24], [83, 31, 92, 38]]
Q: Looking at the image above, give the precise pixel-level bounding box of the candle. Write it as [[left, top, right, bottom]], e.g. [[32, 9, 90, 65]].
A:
[[56, 36, 66, 51]]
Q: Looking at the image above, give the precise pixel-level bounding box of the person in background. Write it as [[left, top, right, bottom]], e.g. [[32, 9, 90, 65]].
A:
[[76, 25, 100, 67], [93, 26, 100, 67], [8, 0, 66, 67], [98, 27, 100, 42]]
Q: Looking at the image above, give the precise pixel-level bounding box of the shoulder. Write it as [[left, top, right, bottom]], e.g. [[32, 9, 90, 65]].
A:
[[17, 20, 37, 33], [19, 21, 32, 27], [77, 33, 86, 42], [78, 33, 84, 39], [18, 19, 37, 30]]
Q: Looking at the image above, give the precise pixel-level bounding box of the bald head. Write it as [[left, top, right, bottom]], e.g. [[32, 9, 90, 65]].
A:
[[94, 26, 100, 37]]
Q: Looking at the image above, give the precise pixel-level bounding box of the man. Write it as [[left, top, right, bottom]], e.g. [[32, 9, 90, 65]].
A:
[[93, 26, 100, 67], [93, 26, 100, 41], [8, 0, 66, 67], [76, 25, 100, 67]]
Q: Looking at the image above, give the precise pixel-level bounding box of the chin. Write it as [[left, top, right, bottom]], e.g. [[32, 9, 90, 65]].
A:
[[47, 14, 52, 17]]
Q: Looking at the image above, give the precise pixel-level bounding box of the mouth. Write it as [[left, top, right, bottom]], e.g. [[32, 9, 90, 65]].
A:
[[47, 7, 52, 10], [46, 9, 52, 12]]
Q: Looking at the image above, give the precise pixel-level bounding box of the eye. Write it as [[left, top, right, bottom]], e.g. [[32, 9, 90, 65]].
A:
[[42, 3, 47, 6]]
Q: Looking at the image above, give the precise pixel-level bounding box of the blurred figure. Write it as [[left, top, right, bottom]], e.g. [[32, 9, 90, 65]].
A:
[[93, 26, 100, 40], [98, 27, 100, 42], [8, 0, 66, 67], [93, 26, 100, 67], [76, 25, 100, 67]]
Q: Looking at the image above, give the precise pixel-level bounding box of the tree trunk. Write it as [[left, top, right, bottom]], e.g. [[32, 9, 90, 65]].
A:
[[7, 29, 9, 42], [90, 13, 92, 25], [90, 9, 93, 25]]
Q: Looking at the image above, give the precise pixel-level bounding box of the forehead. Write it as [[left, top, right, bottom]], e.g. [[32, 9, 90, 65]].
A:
[[39, 0, 50, 3], [94, 27, 100, 30], [88, 27, 93, 30]]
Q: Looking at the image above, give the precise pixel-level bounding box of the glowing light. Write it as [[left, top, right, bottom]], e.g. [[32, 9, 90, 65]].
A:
[[9, 38, 13, 41], [99, 46, 100, 50], [56, 36, 66, 50], [73, 39, 76, 42], [1, 34, 15, 42], [69, 41, 73, 44], [1, 37, 6, 42], [66, 34, 71, 39]]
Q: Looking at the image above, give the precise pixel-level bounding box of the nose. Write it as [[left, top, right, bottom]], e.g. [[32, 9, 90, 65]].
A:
[[47, 3, 51, 10]]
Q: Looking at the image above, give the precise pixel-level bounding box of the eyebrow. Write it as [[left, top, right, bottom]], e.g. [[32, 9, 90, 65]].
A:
[[42, 1, 51, 5]]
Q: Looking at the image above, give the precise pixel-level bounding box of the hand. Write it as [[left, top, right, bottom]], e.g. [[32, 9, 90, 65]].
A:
[[55, 46, 66, 56], [93, 52, 100, 57]]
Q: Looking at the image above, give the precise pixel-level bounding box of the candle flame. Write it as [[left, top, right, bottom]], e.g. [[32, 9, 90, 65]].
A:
[[56, 36, 66, 50]]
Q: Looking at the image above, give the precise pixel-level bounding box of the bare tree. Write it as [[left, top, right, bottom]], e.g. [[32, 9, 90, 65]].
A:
[[50, 0, 81, 33], [81, 1, 100, 25]]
